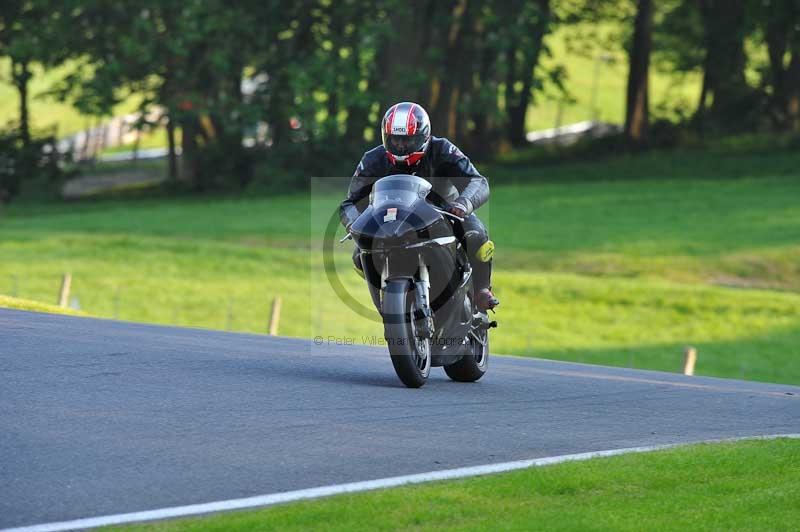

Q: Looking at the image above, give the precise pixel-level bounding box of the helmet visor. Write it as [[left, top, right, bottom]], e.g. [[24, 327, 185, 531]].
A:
[[383, 133, 427, 157]]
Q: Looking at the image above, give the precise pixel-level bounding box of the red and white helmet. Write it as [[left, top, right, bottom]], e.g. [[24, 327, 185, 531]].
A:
[[381, 102, 431, 167]]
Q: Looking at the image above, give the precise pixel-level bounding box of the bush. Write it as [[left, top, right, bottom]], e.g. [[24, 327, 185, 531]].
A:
[[192, 139, 254, 191], [0, 128, 71, 203], [246, 139, 363, 195], [647, 119, 689, 149]]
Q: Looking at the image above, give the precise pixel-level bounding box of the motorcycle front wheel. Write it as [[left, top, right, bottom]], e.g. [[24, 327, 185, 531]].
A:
[[383, 279, 431, 388]]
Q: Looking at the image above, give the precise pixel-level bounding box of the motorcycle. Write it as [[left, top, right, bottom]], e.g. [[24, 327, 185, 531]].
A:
[[342, 174, 496, 388]]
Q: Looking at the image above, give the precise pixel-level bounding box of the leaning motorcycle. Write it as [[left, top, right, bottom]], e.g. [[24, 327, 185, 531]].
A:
[[343, 174, 496, 388]]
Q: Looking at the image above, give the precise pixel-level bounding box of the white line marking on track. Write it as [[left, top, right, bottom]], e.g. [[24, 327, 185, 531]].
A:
[[5, 433, 800, 532], [497, 365, 800, 399]]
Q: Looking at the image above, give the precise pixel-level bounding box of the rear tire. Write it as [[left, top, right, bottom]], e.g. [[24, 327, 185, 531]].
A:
[[383, 280, 431, 388], [444, 326, 488, 382]]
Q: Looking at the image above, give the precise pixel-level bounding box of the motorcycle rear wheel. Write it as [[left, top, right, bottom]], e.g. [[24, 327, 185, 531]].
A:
[[444, 326, 488, 382]]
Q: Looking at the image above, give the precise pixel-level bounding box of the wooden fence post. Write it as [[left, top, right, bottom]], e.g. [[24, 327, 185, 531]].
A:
[[79, 128, 90, 161], [133, 127, 141, 162], [269, 296, 282, 336], [58, 274, 72, 308], [683, 346, 697, 376]]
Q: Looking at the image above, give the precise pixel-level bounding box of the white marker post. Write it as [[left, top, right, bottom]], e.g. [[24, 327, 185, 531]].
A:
[[683, 346, 697, 376], [269, 296, 282, 336], [57, 274, 72, 308]]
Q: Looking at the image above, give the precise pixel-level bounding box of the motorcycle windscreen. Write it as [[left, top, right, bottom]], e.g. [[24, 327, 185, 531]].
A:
[[370, 174, 432, 209]]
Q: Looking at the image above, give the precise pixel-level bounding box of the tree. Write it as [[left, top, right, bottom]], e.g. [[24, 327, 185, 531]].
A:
[[0, 1, 72, 202], [501, 0, 553, 147], [696, 0, 753, 130], [59, 1, 269, 187], [0, 1, 66, 147], [760, 0, 800, 130], [624, 0, 653, 145]]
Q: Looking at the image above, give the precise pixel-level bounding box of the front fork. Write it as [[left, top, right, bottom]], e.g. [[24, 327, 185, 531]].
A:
[[413, 255, 434, 339], [378, 253, 434, 339]]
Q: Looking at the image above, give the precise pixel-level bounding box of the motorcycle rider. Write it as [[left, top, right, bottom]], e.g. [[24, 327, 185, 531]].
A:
[[340, 101, 499, 311]]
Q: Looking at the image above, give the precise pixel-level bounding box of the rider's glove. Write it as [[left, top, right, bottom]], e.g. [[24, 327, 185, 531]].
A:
[[447, 202, 468, 218]]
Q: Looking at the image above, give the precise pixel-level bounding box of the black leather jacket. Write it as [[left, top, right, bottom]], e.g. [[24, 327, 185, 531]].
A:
[[340, 136, 489, 227]]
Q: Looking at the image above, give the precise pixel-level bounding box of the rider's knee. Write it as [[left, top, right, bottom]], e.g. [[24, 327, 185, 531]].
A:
[[475, 240, 495, 262], [463, 230, 494, 263]]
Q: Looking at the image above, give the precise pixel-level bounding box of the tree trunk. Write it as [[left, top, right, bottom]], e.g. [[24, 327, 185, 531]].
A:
[[11, 57, 32, 148], [326, 4, 343, 137], [503, 41, 520, 145], [344, 52, 372, 144], [166, 111, 178, 181], [341, 4, 374, 145], [424, 1, 468, 139], [466, 18, 500, 157], [267, 71, 292, 147], [327, 91, 339, 134], [787, 50, 800, 131], [763, 0, 800, 130], [344, 40, 371, 144], [504, 0, 551, 147], [697, 0, 749, 128], [179, 117, 199, 184], [158, 7, 179, 181], [765, 4, 786, 128], [624, 0, 653, 146]]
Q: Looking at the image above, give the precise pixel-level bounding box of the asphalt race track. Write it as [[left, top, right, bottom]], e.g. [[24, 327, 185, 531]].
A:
[[2, 308, 799, 529]]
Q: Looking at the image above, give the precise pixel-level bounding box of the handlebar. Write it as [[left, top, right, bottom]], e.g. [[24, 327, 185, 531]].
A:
[[433, 207, 465, 223]]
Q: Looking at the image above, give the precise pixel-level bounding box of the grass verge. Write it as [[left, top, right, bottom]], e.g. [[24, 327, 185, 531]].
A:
[[117, 438, 800, 532], [0, 294, 84, 316]]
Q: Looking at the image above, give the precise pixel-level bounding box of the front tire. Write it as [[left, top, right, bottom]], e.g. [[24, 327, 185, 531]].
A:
[[383, 280, 431, 388], [444, 326, 488, 382]]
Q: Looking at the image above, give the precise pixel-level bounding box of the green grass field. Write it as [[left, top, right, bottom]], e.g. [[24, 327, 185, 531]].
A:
[[1, 148, 798, 384], [116, 438, 800, 531]]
